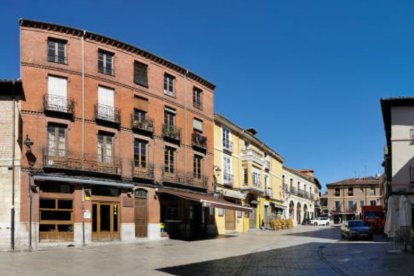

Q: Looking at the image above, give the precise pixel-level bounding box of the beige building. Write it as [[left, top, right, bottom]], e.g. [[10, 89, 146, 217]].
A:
[[326, 177, 382, 223], [282, 167, 321, 225], [0, 80, 23, 251]]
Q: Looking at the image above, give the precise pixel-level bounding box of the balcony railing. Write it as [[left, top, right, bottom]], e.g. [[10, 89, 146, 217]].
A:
[[131, 115, 154, 134], [242, 148, 264, 165], [162, 124, 181, 141], [132, 162, 154, 180], [223, 172, 234, 186], [94, 104, 121, 125], [161, 168, 208, 189], [290, 186, 297, 195], [192, 133, 207, 150], [43, 149, 121, 175], [43, 94, 74, 115], [48, 54, 67, 64], [223, 141, 233, 153], [297, 189, 305, 197]]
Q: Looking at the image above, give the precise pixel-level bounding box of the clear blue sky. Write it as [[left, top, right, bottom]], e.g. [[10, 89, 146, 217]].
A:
[[2, 1, 414, 192]]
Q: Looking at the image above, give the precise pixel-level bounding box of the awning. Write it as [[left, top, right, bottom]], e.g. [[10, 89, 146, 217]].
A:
[[158, 188, 252, 212], [222, 189, 246, 200], [33, 175, 134, 189], [270, 202, 287, 209]]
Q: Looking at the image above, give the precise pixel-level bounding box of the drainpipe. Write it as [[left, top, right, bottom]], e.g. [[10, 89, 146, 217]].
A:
[[184, 70, 188, 180], [11, 80, 16, 250], [81, 30, 86, 246]]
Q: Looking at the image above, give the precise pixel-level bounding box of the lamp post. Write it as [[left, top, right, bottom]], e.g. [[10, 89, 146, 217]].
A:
[[24, 135, 35, 250]]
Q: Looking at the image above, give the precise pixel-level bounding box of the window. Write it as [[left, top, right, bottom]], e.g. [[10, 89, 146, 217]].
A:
[[134, 96, 148, 122], [290, 178, 293, 191], [369, 186, 376, 196], [98, 133, 113, 163], [39, 199, 73, 241], [164, 147, 175, 174], [370, 200, 376, 206], [335, 188, 340, 196], [98, 50, 114, 75], [360, 200, 365, 208], [48, 125, 66, 157], [335, 201, 340, 210], [243, 168, 248, 185], [193, 155, 202, 179], [193, 118, 203, 133], [97, 86, 115, 121], [193, 87, 202, 110], [348, 187, 353, 196], [48, 39, 66, 64], [47, 76, 68, 112], [134, 139, 147, 168], [134, 61, 148, 87], [223, 155, 232, 183], [252, 170, 261, 187], [164, 109, 175, 127], [164, 74, 175, 96], [348, 201, 354, 210], [222, 128, 231, 151]]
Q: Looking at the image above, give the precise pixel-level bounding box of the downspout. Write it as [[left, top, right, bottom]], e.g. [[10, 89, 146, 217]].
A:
[[81, 30, 86, 246], [11, 80, 16, 250], [184, 70, 188, 180]]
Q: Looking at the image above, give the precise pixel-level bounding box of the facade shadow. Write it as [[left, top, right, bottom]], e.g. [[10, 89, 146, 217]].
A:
[[157, 241, 395, 276]]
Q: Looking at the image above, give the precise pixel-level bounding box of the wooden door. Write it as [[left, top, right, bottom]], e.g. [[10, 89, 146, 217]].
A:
[[135, 190, 148, 237], [225, 209, 236, 230], [92, 202, 120, 241]]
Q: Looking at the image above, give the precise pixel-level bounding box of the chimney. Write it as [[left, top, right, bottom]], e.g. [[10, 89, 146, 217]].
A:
[[246, 128, 257, 136]]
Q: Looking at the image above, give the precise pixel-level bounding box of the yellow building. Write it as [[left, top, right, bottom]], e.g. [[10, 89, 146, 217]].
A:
[[214, 114, 285, 234]]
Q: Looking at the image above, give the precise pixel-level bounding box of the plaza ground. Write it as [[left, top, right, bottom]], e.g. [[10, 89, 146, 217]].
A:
[[1, 225, 413, 275]]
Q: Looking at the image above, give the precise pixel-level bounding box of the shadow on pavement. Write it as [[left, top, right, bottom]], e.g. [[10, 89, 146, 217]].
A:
[[157, 240, 411, 276]]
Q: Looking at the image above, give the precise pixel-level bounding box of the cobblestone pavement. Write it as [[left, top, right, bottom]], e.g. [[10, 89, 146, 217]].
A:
[[1, 225, 413, 275]]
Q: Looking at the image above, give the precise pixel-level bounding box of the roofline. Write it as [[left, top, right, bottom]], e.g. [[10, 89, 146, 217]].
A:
[[283, 166, 318, 185], [19, 18, 216, 90], [214, 113, 284, 163], [0, 79, 24, 98], [381, 97, 414, 149], [326, 177, 380, 187]]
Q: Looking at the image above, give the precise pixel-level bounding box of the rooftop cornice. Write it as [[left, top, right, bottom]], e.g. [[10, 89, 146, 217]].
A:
[[19, 18, 216, 91], [214, 113, 284, 163]]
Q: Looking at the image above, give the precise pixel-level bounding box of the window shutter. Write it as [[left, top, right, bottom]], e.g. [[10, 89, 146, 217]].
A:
[[98, 86, 114, 107], [134, 61, 148, 87], [193, 119, 203, 131], [48, 76, 67, 97], [134, 96, 148, 112]]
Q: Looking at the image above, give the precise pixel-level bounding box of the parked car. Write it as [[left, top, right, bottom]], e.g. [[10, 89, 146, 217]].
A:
[[310, 217, 330, 226], [341, 220, 373, 240], [302, 218, 312, 225]]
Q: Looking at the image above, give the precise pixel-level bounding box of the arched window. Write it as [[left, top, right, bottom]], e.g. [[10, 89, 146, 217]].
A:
[[134, 189, 148, 198]]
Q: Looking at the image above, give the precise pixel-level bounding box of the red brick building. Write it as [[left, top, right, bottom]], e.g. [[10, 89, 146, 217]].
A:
[[18, 19, 242, 248]]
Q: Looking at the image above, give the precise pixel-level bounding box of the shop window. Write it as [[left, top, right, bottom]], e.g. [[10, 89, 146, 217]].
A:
[[39, 199, 73, 241]]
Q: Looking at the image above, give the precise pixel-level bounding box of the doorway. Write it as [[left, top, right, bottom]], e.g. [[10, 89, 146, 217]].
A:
[[92, 202, 120, 241], [249, 207, 256, 229], [134, 189, 148, 237], [225, 209, 236, 230]]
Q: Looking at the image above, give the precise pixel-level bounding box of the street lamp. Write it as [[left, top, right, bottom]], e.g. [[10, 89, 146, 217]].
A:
[[24, 135, 35, 250]]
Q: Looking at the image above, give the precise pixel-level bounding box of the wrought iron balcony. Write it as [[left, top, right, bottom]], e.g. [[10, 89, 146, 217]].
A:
[[43, 94, 74, 116], [297, 189, 305, 197], [161, 168, 208, 189], [132, 162, 154, 180], [223, 172, 234, 186], [192, 133, 207, 150], [94, 104, 121, 125], [290, 186, 297, 195], [131, 115, 154, 134], [43, 149, 121, 176], [162, 124, 181, 141], [223, 141, 233, 153], [48, 54, 67, 65]]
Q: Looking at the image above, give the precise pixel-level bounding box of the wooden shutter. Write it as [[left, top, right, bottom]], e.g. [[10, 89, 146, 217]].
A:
[[134, 96, 148, 112], [134, 61, 148, 87]]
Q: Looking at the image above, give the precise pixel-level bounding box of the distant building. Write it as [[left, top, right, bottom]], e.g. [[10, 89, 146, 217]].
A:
[[326, 177, 382, 223], [282, 167, 321, 225]]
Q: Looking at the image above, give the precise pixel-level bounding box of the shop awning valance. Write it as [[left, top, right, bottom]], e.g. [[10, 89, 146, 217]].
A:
[[158, 188, 252, 212]]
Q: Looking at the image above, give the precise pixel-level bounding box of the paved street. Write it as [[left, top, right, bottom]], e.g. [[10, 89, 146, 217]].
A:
[[1, 225, 413, 276]]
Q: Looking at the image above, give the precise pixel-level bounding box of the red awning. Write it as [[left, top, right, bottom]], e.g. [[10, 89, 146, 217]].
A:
[[158, 188, 252, 212]]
